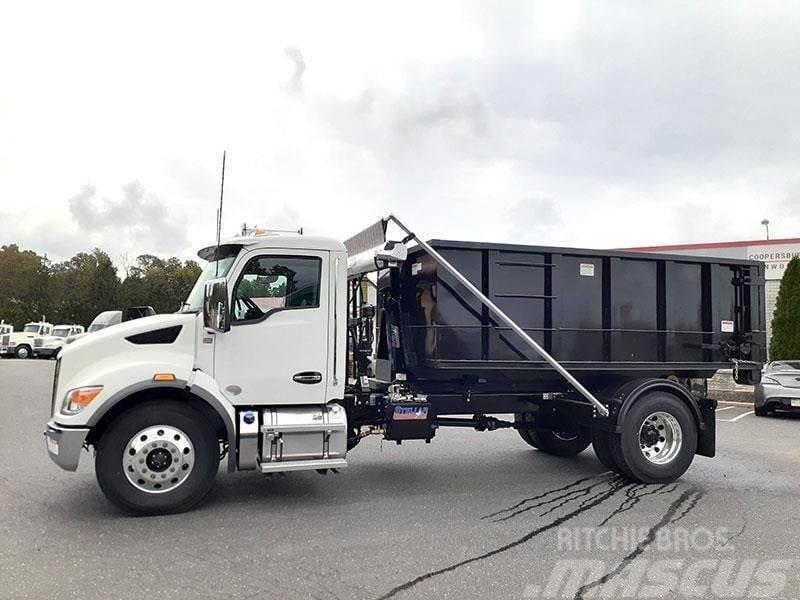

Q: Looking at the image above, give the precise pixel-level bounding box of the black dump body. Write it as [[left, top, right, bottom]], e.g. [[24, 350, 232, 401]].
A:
[[378, 240, 766, 387]]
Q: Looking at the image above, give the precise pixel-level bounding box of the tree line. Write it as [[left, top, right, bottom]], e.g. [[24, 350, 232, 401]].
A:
[[0, 244, 201, 329]]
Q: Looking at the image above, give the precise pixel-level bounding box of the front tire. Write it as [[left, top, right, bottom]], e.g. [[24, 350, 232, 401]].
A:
[[95, 400, 219, 515], [754, 403, 769, 417], [15, 345, 30, 359], [610, 392, 697, 483]]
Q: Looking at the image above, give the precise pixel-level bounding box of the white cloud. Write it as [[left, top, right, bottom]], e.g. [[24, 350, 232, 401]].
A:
[[1, 0, 799, 266]]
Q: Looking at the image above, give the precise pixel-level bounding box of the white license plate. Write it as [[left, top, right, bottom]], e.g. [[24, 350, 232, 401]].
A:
[[46, 435, 59, 456], [791, 399, 800, 408]]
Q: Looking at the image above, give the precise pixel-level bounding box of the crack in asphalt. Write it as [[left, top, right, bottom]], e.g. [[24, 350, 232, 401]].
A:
[[573, 488, 705, 600], [376, 477, 629, 600], [596, 483, 673, 526], [481, 474, 601, 521], [721, 516, 748, 548], [670, 487, 705, 523], [494, 475, 618, 522]]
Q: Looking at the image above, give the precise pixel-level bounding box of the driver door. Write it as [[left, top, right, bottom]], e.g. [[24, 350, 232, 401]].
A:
[[213, 249, 329, 406]]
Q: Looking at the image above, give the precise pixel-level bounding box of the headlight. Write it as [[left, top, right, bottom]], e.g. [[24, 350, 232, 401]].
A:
[[761, 376, 780, 385], [62, 386, 103, 414], [9, 341, 16, 346]]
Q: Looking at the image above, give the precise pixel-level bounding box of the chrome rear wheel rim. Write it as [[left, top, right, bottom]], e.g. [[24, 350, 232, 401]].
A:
[[638, 411, 682, 465], [123, 425, 195, 494]]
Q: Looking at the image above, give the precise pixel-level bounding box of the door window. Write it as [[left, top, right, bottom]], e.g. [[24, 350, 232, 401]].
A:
[[232, 255, 322, 323]]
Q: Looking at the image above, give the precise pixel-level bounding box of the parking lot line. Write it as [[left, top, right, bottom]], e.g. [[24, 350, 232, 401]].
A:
[[717, 410, 755, 423], [716, 406, 735, 412]]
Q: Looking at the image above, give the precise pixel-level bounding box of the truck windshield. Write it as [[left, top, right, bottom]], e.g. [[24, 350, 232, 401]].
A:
[[23, 325, 40, 333], [182, 253, 238, 312], [53, 328, 71, 337]]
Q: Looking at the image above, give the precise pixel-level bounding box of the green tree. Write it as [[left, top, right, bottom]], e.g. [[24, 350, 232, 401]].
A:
[[0, 244, 50, 329], [48, 249, 121, 326], [770, 256, 800, 360], [120, 254, 201, 314]]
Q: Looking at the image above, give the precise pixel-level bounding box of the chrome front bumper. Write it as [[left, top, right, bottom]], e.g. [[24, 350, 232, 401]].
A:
[[44, 421, 90, 471]]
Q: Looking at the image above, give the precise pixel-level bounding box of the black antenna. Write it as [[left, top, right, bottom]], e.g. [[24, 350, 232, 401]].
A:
[[215, 151, 226, 276]]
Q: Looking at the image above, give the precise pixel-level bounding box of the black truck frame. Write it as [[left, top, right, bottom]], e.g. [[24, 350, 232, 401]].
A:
[[341, 216, 766, 483]]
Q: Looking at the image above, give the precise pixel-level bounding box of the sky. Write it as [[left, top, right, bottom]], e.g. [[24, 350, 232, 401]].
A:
[[1, 1, 799, 266]]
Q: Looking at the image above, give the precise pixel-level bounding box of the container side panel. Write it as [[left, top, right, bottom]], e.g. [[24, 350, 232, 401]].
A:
[[610, 258, 658, 361], [710, 264, 736, 362], [488, 250, 547, 361], [553, 255, 604, 361], [665, 262, 704, 362]]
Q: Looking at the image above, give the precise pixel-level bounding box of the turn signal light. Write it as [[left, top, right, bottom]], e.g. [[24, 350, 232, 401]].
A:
[[153, 373, 176, 382], [64, 386, 103, 414]]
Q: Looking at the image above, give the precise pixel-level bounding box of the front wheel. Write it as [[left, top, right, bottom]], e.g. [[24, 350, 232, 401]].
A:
[[754, 403, 769, 417], [15, 345, 30, 359], [610, 392, 697, 483], [95, 400, 219, 514]]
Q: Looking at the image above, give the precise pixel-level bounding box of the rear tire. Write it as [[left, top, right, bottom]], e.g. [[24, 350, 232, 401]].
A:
[[515, 414, 591, 457], [95, 400, 219, 515], [610, 392, 697, 483], [591, 429, 621, 472]]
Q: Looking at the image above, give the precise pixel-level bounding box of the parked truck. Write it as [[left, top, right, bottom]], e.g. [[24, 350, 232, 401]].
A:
[[2, 320, 53, 359], [44, 216, 766, 514], [33, 325, 85, 359]]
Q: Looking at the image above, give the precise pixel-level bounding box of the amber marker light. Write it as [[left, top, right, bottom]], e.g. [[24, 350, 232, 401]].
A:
[[153, 373, 176, 382]]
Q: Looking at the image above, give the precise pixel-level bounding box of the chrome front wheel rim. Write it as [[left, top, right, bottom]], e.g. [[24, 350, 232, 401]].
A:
[[638, 411, 682, 465], [123, 425, 195, 494]]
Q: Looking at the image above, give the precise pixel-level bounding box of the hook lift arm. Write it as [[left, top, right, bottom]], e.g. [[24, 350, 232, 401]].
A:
[[351, 214, 609, 418]]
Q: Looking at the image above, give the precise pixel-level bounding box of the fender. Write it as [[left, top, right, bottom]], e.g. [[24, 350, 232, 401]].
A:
[[607, 377, 715, 458], [187, 369, 237, 472], [82, 369, 237, 472]]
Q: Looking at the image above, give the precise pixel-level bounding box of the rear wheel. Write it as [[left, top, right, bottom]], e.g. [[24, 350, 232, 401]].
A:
[[610, 392, 697, 483], [515, 414, 591, 456], [591, 429, 621, 472], [95, 400, 219, 514]]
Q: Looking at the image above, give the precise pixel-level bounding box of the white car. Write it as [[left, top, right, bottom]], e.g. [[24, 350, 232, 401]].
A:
[[33, 325, 85, 359], [0, 321, 53, 359]]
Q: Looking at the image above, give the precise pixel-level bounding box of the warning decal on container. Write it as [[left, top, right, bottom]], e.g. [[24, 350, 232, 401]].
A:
[[721, 320, 734, 333], [579, 263, 595, 277]]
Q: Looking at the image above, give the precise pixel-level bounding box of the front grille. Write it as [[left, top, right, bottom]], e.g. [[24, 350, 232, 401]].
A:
[[51, 358, 61, 415], [34, 338, 44, 348], [1, 335, 8, 346]]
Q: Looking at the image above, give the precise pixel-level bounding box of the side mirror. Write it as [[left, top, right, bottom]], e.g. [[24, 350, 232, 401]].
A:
[[203, 278, 230, 333]]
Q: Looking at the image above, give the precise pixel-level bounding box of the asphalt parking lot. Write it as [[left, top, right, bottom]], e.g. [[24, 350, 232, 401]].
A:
[[2, 359, 799, 600]]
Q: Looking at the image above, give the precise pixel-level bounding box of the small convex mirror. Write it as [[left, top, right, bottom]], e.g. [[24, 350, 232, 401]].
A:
[[203, 278, 230, 333]]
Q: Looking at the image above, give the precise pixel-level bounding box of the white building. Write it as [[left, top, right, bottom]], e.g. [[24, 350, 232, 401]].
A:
[[623, 237, 800, 351]]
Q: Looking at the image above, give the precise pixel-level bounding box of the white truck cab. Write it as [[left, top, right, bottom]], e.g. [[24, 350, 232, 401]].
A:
[[45, 233, 348, 513], [2, 320, 53, 359], [33, 324, 85, 359]]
